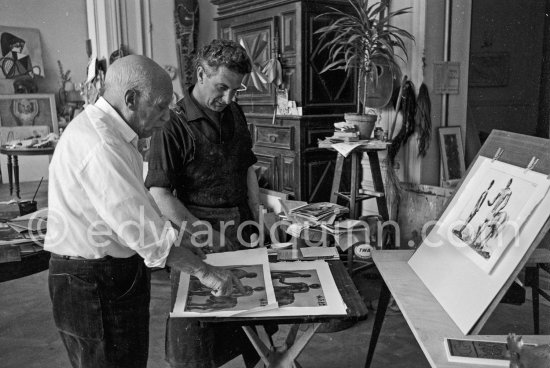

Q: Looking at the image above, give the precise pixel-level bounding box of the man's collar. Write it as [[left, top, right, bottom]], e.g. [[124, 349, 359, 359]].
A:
[[95, 97, 139, 147], [178, 86, 206, 122]]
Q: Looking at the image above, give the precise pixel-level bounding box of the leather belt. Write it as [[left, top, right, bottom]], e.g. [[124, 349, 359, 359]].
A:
[[51, 253, 113, 261]]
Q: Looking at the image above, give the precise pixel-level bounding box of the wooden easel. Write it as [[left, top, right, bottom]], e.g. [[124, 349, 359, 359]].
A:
[[366, 130, 550, 367]]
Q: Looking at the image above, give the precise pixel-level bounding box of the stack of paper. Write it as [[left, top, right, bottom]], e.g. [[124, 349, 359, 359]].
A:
[[288, 202, 349, 225]]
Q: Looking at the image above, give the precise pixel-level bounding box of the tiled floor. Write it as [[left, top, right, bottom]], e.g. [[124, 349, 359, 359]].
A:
[[1, 182, 549, 367]]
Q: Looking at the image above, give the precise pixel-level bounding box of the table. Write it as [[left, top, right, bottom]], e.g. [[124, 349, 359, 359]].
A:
[[171, 260, 368, 367], [0, 146, 54, 198], [365, 250, 550, 368], [0, 246, 49, 282]]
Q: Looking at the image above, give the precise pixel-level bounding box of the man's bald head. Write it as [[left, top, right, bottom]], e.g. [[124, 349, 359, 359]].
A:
[[103, 55, 172, 108], [102, 55, 173, 138]]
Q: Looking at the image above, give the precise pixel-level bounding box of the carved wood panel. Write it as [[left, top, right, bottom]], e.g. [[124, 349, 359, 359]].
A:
[[230, 18, 275, 107], [253, 152, 278, 190]]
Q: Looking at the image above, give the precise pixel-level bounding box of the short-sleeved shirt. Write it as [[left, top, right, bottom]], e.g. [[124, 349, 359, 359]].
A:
[[145, 86, 257, 208]]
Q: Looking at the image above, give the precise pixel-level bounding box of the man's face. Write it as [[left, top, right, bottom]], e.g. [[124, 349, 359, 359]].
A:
[[134, 90, 172, 138], [197, 65, 245, 112]]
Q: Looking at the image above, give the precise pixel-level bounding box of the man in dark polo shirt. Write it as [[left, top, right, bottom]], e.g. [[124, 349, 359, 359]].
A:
[[145, 39, 263, 368]]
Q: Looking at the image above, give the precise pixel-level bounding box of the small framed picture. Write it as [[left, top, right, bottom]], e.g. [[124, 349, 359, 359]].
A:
[[438, 126, 465, 182], [0, 93, 58, 134]]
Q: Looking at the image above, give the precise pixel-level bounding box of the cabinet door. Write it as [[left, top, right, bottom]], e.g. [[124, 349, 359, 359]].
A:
[[303, 9, 356, 114], [253, 152, 278, 191], [280, 154, 296, 197], [224, 17, 275, 109]]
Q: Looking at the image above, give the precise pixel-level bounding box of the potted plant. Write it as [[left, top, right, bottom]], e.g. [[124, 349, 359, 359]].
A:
[[315, 0, 414, 139]]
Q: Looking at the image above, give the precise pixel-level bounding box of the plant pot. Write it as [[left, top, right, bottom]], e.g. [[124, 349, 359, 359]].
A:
[[344, 113, 377, 139]]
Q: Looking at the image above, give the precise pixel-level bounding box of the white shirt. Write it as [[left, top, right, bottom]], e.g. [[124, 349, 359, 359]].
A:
[[44, 98, 177, 268]]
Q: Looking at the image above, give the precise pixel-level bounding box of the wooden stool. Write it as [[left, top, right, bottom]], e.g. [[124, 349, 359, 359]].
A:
[[329, 148, 390, 274]]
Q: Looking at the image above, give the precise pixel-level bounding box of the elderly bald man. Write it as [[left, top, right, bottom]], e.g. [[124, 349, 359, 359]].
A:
[[45, 55, 243, 368]]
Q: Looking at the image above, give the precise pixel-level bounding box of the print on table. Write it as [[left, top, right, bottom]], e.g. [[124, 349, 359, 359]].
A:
[[271, 269, 327, 307], [184, 264, 267, 312]]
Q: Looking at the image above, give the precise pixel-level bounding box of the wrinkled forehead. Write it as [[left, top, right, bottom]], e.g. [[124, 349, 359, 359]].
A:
[[204, 65, 244, 89]]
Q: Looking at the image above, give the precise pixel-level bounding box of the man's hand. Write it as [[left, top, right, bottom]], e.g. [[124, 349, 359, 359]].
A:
[[195, 264, 245, 297]]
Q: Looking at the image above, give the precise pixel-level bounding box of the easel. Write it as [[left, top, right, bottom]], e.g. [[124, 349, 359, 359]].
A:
[[365, 130, 550, 367]]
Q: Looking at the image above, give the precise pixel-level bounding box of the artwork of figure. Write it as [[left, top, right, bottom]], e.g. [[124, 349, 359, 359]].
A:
[[453, 180, 494, 241], [186, 295, 238, 311], [444, 134, 462, 180], [271, 271, 312, 282], [271, 270, 326, 307], [470, 211, 509, 258], [487, 178, 513, 214], [470, 178, 513, 258], [188, 278, 264, 298], [0, 32, 39, 79], [227, 267, 257, 280], [11, 98, 38, 125], [184, 264, 268, 312]]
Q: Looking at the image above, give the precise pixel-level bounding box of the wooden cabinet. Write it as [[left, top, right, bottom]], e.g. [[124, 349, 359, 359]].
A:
[[248, 114, 339, 201], [212, 0, 355, 200]]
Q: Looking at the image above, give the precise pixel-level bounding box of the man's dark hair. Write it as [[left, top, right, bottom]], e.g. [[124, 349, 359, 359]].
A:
[[194, 39, 252, 75]]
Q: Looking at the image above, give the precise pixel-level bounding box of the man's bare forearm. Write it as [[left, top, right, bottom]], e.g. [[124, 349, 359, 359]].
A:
[[165, 244, 207, 276], [246, 166, 261, 222]]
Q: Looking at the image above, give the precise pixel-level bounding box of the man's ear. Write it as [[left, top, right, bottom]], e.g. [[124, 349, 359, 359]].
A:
[[196, 66, 205, 84], [124, 89, 138, 111]]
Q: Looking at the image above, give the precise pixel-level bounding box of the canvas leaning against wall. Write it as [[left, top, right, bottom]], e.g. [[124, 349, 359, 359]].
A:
[[0, 26, 44, 93]]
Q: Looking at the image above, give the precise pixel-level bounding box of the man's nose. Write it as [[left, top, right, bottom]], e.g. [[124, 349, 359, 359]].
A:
[[222, 91, 235, 105]]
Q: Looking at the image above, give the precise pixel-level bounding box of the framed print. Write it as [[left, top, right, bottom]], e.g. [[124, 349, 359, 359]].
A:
[[439, 126, 465, 182], [0, 93, 58, 135]]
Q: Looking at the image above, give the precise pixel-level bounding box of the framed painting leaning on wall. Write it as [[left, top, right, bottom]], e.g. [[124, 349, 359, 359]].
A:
[[0, 93, 58, 144], [439, 126, 466, 183]]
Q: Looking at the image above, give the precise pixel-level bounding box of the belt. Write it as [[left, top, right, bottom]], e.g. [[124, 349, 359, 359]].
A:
[[51, 253, 114, 261]]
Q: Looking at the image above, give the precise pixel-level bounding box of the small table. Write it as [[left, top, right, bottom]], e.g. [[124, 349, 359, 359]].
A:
[[171, 260, 368, 368], [0, 146, 54, 198], [0, 246, 49, 283]]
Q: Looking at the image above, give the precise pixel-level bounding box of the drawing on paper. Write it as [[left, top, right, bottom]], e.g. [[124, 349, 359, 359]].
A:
[[437, 158, 545, 273], [184, 264, 268, 312], [271, 269, 327, 307], [451, 178, 514, 259]]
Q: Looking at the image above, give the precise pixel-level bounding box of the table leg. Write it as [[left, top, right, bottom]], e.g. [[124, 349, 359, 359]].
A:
[[243, 326, 271, 366], [242, 323, 321, 368], [13, 155, 19, 199], [6, 155, 13, 196], [330, 155, 345, 204], [364, 281, 391, 368]]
